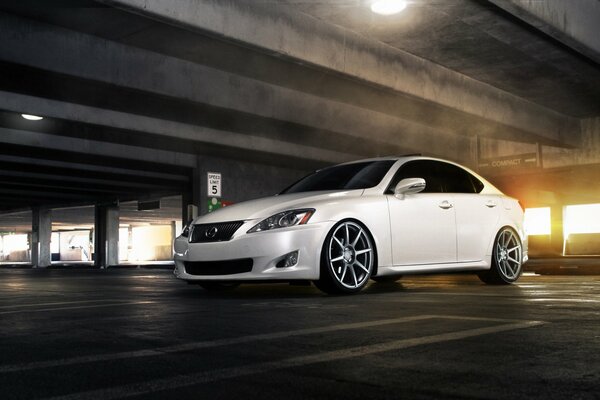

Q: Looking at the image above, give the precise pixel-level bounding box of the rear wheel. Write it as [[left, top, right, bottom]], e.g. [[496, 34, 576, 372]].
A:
[[314, 220, 375, 294], [478, 227, 523, 285]]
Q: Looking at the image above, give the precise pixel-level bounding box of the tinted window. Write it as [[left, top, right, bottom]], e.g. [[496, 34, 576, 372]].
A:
[[437, 163, 482, 193], [281, 160, 395, 194], [386, 160, 484, 194], [386, 160, 444, 193]]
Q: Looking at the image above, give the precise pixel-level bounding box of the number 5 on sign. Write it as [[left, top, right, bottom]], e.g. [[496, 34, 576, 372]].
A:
[[207, 172, 222, 198]]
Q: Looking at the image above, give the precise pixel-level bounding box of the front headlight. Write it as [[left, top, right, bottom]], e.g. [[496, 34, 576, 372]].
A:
[[247, 209, 315, 233]]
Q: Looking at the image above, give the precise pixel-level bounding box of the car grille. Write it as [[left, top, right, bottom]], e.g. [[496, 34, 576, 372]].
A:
[[189, 221, 244, 243], [184, 259, 253, 275]]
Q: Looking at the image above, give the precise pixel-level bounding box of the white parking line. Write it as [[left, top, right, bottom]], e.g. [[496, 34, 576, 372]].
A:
[[0, 315, 432, 373], [0, 299, 136, 309], [1, 315, 538, 374], [41, 319, 545, 400], [0, 301, 154, 315]]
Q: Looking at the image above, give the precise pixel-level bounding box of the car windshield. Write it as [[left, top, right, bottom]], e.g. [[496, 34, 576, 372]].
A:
[[281, 160, 396, 194]]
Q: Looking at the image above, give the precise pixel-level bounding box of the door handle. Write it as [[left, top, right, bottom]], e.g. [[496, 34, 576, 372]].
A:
[[485, 201, 497, 208], [439, 200, 453, 209]]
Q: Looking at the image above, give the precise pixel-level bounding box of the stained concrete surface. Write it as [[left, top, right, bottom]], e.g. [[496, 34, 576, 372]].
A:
[[0, 269, 598, 399]]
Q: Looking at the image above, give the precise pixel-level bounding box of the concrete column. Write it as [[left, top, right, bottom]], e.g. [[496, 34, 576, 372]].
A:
[[182, 156, 201, 223], [31, 207, 52, 268], [550, 205, 564, 256], [94, 204, 119, 268], [170, 220, 176, 256]]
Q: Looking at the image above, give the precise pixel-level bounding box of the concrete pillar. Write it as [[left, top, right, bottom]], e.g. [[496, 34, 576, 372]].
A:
[[182, 156, 202, 223], [31, 207, 52, 268], [171, 220, 176, 256], [550, 205, 564, 256], [94, 204, 119, 268]]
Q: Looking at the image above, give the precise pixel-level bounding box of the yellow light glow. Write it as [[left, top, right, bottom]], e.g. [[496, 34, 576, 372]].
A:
[[564, 204, 600, 236], [524, 207, 551, 236], [130, 225, 172, 261], [371, 0, 407, 15]]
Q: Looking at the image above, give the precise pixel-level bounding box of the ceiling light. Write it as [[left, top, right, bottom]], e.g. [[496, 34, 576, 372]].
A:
[[21, 114, 43, 121], [371, 0, 407, 15]]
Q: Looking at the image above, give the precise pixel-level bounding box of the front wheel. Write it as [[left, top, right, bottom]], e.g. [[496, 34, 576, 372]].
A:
[[478, 227, 523, 285], [314, 220, 375, 294]]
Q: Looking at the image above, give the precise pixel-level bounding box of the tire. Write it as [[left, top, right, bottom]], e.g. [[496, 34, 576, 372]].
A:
[[314, 220, 375, 294], [197, 282, 240, 291], [478, 227, 523, 285], [372, 275, 402, 283]]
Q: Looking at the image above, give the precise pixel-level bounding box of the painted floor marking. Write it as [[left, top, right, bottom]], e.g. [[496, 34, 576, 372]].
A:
[[0, 301, 154, 315], [0, 315, 431, 373], [1, 315, 537, 374], [41, 319, 545, 400], [0, 299, 137, 309]]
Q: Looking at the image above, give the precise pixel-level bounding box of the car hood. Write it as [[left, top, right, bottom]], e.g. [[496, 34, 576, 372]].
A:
[[193, 190, 364, 224]]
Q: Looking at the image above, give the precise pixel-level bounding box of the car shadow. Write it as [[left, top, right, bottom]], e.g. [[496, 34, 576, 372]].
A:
[[175, 280, 410, 300]]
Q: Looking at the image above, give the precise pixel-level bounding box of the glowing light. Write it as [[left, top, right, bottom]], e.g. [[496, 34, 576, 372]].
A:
[[130, 225, 172, 261], [371, 0, 408, 15], [524, 207, 551, 236], [563, 204, 600, 236], [21, 114, 43, 121]]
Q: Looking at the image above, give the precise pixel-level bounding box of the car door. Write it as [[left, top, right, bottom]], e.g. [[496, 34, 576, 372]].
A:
[[437, 162, 501, 263], [387, 160, 457, 266]]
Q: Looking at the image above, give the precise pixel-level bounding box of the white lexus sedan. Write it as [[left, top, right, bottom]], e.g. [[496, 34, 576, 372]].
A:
[[174, 156, 527, 294]]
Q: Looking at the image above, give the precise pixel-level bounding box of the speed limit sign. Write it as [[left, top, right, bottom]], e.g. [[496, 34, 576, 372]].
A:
[[207, 172, 222, 198]]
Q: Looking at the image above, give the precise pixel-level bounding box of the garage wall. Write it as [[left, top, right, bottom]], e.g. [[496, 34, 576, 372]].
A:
[[197, 156, 309, 214]]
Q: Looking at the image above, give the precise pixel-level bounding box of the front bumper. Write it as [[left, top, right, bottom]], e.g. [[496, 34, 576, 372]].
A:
[[173, 221, 334, 281]]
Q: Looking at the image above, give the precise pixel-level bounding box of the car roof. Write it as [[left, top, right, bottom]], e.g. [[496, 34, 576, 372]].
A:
[[337, 154, 439, 165]]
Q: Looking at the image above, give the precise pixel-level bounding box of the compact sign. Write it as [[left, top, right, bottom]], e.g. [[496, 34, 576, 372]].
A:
[[478, 153, 538, 173], [207, 172, 222, 198]]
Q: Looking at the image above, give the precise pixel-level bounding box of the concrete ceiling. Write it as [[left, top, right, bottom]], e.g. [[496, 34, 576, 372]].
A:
[[270, 0, 600, 118], [0, 0, 597, 216]]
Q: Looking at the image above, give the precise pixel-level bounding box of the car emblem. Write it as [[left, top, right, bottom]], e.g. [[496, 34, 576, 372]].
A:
[[205, 226, 218, 238]]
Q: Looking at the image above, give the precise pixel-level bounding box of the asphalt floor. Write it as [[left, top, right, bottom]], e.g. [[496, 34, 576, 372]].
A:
[[0, 269, 598, 399]]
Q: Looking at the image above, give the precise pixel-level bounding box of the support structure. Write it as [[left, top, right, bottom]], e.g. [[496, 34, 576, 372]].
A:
[[31, 207, 52, 268], [94, 204, 119, 268]]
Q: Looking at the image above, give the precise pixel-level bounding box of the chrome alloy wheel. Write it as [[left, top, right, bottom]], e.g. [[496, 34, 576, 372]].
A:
[[495, 228, 523, 280], [327, 221, 374, 289]]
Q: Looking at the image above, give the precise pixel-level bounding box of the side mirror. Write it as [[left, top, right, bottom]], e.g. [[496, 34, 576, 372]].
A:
[[394, 178, 426, 198]]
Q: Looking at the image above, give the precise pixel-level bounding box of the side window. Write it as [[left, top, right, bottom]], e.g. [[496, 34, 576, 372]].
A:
[[437, 162, 482, 193], [386, 161, 444, 194], [469, 174, 484, 193]]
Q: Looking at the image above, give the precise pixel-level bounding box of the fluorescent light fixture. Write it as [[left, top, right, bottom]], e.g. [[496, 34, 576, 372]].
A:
[[371, 0, 407, 15], [21, 114, 43, 121]]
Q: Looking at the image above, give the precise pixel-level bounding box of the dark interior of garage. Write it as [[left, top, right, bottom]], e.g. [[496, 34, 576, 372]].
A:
[[0, 0, 599, 398]]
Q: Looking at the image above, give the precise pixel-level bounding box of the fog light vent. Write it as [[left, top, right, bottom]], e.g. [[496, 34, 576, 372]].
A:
[[276, 251, 299, 268]]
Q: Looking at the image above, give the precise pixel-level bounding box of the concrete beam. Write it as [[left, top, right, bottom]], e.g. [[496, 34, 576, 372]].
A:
[[31, 207, 51, 267], [0, 91, 357, 166], [489, 0, 600, 64], [0, 153, 187, 184], [0, 126, 197, 169], [0, 11, 576, 165], [101, 0, 579, 146], [0, 12, 476, 159]]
